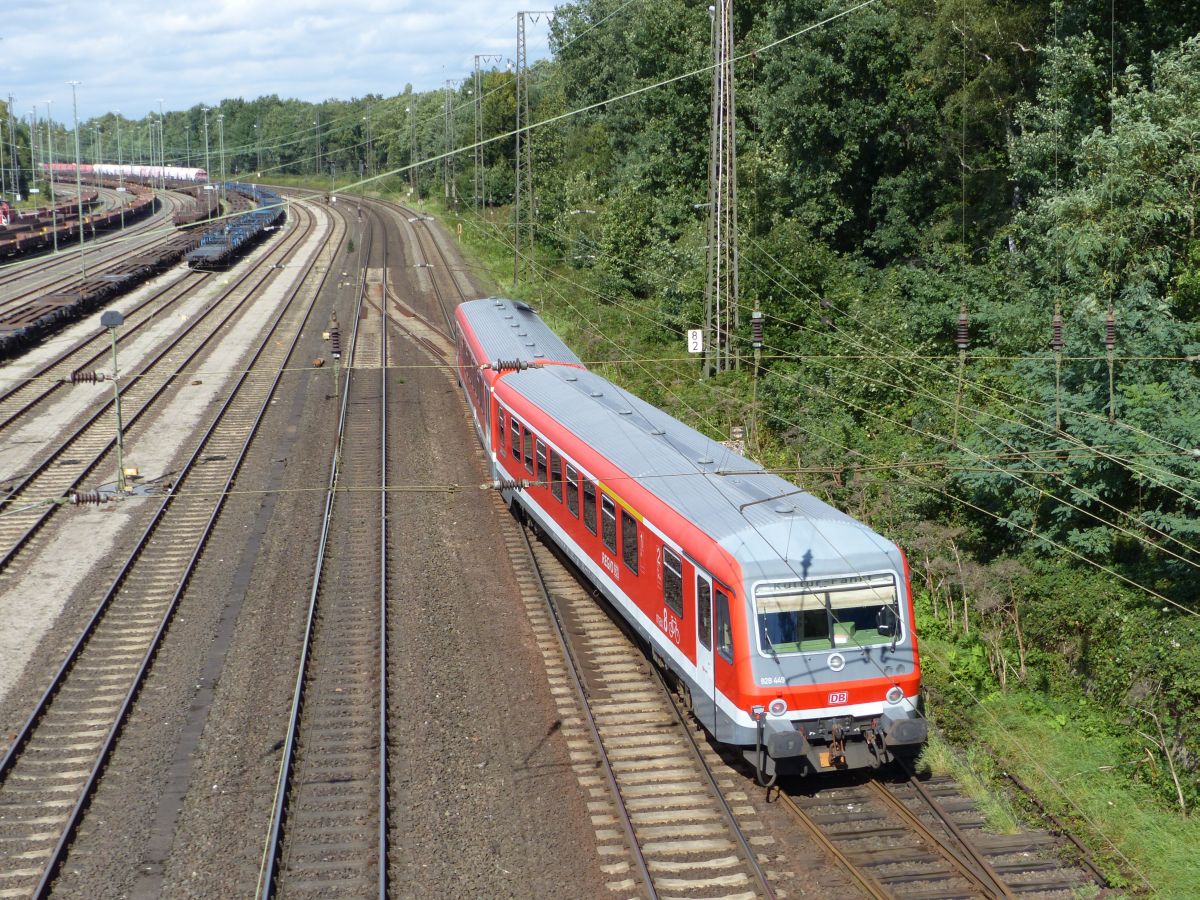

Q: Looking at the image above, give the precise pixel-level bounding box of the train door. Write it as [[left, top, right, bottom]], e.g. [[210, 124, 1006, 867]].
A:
[[695, 571, 716, 730]]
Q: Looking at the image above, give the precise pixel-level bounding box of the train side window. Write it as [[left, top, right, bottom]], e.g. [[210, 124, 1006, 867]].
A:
[[510, 418, 521, 462], [523, 428, 535, 473], [715, 589, 733, 662], [550, 452, 563, 502], [566, 466, 580, 517], [663, 549, 683, 616], [582, 481, 598, 533], [536, 442, 548, 486], [697, 578, 712, 650], [601, 495, 617, 552], [497, 409, 506, 454], [620, 510, 638, 574]]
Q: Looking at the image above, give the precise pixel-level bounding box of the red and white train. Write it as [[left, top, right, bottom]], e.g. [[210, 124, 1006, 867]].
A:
[[42, 162, 208, 184], [455, 298, 926, 775]]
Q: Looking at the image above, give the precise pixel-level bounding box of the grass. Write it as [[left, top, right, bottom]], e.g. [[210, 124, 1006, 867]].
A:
[[968, 691, 1200, 897], [917, 732, 1024, 834]]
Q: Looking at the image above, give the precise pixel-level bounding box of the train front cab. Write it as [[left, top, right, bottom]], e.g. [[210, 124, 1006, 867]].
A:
[[726, 562, 927, 778]]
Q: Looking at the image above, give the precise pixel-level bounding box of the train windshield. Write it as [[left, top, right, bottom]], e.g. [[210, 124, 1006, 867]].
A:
[[754, 573, 900, 654]]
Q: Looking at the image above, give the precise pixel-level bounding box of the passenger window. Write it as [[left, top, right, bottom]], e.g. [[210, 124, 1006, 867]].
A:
[[497, 409, 506, 454], [697, 578, 712, 649], [536, 442, 548, 486], [663, 549, 683, 616], [566, 466, 580, 517], [601, 496, 617, 552], [621, 510, 638, 574], [523, 428, 534, 473], [582, 481, 597, 534], [715, 589, 733, 662], [510, 418, 521, 462], [550, 452, 563, 502]]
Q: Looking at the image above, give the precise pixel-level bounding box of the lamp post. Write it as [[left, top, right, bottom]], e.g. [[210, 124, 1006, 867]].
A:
[[406, 105, 415, 193], [101, 309, 128, 493], [202, 107, 211, 183], [29, 107, 38, 195], [45, 101, 56, 253], [157, 98, 165, 188], [314, 110, 321, 175], [115, 110, 125, 229], [217, 113, 225, 207], [67, 79, 86, 278]]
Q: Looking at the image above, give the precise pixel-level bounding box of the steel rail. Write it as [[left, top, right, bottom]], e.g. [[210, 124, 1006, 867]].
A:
[[372, 197, 466, 333], [376, 203, 390, 900], [256, 205, 381, 898], [0, 268, 208, 427], [889, 773, 1017, 899], [0, 205, 315, 572], [770, 789, 891, 899], [515, 522, 659, 900], [0, 201, 335, 896], [652, 668, 780, 900], [0, 202, 320, 782]]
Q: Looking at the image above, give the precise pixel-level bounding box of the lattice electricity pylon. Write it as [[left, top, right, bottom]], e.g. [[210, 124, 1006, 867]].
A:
[[703, 0, 739, 377], [474, 54, 503, 211], [443, 79, 461, 203], [514, 10, 554, 286]]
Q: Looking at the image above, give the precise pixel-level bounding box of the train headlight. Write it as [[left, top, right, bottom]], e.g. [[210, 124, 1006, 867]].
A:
[[768, 698, 788, 717], [886, 686, 904, 704]]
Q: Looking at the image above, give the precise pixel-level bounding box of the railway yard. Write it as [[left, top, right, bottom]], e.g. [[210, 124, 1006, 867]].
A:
[[0, 189, 1112, 898]]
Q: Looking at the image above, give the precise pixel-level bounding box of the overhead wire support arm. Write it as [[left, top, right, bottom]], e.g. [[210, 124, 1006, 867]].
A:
[[703, 0, 739, 377]]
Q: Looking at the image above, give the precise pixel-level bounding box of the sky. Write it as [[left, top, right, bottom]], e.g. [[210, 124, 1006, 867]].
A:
[[1, 0, 555, 123]]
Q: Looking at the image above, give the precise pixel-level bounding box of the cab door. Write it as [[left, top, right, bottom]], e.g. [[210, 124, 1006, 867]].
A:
[[694, 570, 716, 731]]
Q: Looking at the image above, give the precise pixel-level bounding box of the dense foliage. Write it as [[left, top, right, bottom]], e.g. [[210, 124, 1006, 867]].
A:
[[521, 0, 1200, 818]]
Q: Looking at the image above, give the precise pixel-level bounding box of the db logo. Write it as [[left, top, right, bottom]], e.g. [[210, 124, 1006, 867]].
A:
[[828, 691, 849, 705]]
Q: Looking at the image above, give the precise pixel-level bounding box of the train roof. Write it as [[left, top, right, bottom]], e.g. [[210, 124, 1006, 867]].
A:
[[501, 363, 902, 585], [458, 298, 582, 367]]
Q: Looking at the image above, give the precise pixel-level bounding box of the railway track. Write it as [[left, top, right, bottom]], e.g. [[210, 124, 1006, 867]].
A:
[[0, 204, 316, 579], [0, 267, 209, 431], [258, 218, 388, 897], [0, 199, 345, 898], [382, 274, 774, 898], [374, 197, 480, 330], [0, 190, 186, 305], [514, 525, 780, 899], [776, 771, 1102, 897]]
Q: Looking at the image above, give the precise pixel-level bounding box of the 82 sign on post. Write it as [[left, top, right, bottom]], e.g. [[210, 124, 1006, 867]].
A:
[[687, 329, 704, 354]]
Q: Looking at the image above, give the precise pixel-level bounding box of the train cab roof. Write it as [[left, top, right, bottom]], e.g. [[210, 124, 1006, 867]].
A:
[[501, 364, 902, 583], [458, 298, 583, 368]]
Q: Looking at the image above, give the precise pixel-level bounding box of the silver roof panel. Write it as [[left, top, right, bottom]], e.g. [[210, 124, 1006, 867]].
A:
[[458, 298, 582, 366], [503, 365, 901, 583]]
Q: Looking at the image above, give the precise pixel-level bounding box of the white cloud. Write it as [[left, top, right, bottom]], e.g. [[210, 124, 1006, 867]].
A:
[[1, 0, 553, 120]]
